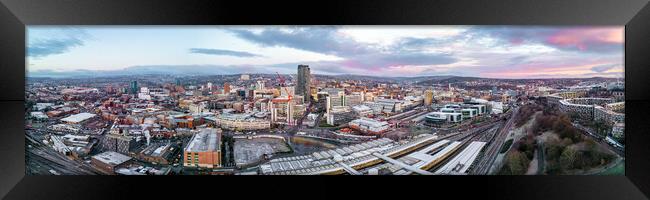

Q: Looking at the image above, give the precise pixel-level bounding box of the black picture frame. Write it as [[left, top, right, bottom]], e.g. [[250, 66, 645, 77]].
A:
[[1, 0, 650, 199]]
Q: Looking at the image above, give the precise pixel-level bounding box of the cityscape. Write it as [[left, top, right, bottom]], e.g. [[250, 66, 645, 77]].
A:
[[25, 26, 624, 175]]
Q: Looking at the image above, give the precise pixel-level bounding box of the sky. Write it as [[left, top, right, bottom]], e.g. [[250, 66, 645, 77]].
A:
[[27, 26, 624, 79]]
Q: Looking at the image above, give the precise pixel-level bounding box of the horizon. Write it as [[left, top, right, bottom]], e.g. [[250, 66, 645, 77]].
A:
[[27, 26, 624, 79], [25, 72, 624, 81]]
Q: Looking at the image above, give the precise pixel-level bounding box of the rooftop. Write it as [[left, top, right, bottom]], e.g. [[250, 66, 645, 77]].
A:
[[350, 118, 389, 127], [60, 112, 96, 123], [92, 151, 132, 166], [184, 128, 221, 152]]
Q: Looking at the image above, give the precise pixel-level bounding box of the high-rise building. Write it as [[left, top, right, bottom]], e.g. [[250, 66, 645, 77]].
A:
[[129, 81, 138, 94], [296, 65, 311, 102], [224, 82, 231, 94], [424, 90, 434, 106]]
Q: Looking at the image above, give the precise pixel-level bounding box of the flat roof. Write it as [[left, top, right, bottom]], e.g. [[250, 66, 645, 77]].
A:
[[92, 151, 131, 166], [184, 128, 221, 152], [61, 113, 96, 123], [435, 141, 486, 175]]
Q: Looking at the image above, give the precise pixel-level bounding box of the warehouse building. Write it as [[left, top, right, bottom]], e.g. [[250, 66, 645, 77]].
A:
[[91, 151, 133, 174], [183, 128, 222, 168]]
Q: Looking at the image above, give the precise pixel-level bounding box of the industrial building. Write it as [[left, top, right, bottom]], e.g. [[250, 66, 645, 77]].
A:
[[183, 128, 222, 168], [91, 151, 133, 174], [137, 143, 176, 165]]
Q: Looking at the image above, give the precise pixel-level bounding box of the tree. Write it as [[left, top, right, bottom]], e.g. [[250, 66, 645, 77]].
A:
[[506, 150, 530, 175], [559, 147, 577, 172], [546, 143, 564, 161]]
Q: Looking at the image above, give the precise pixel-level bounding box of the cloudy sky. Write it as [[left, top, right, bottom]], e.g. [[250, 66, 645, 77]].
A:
[[27, 26, 624, 78]]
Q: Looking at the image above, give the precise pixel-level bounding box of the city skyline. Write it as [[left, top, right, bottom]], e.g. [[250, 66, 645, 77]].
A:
[[26, 63, 626, 175], [27, 26, 623, 79]]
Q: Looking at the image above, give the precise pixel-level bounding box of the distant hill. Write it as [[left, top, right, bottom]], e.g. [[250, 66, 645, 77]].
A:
[[27, 65, 623, 82]]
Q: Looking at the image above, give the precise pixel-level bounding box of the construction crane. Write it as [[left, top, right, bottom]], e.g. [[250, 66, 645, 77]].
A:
[[275, 72, 292, 101]]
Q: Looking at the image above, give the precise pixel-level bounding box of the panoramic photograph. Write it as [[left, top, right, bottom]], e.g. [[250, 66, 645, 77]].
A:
[[25, 26, 625, 175]]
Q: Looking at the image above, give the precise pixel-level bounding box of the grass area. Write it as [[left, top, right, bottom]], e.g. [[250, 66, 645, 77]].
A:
[[500, 139, 513, 154], [319, 123, 335, 127], [598, 161, 625, 175]]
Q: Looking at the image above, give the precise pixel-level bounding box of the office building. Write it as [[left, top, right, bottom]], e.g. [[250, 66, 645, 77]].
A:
[[296, 65, 311, 102], [461, 108, 477, 119], [129, 81, 138, 94], [424, 90, 434, 106]]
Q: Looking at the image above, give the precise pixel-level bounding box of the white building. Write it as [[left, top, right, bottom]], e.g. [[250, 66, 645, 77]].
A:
[[60, 113, 97, 124], [460, 109, 477, 119], [30, 111, 49, 120], [349, 118, 390, 135], [214, 113, 271, 130], [490, 101, 504, 114], [352, 105, 373, 117]]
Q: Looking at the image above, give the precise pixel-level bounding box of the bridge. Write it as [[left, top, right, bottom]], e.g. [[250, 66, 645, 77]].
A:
[[337, 162, 362, 175]]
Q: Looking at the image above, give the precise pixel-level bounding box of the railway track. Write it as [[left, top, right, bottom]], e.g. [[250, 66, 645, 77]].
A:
[[471, 107, 519, 175]]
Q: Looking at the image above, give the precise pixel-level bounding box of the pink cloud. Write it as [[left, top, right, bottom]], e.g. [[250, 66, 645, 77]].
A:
[[545, 27, 623, 51]]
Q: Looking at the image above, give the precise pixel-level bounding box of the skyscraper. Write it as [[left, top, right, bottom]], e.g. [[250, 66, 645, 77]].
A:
[[424, 90, 434, 106], [129, 81, 138, 94], [296, 65, 311, 102]]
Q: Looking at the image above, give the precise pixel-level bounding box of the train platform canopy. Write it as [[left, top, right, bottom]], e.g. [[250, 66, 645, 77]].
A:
[[435, 141, 487, 175]]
